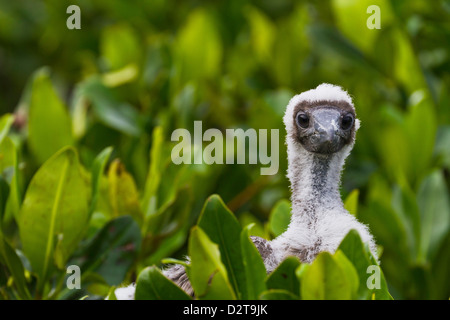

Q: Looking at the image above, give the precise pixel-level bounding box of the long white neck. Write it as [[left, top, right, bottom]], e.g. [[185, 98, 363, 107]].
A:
[[286, 140, 352, 222]]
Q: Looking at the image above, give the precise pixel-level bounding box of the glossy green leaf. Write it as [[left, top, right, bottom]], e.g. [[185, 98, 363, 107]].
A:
[[240, 224, 267, 299], [188, 226, 236, 300], [197, 195, 246, 299], [18, 147, 90, 292], [334, 250, 359, 299], [135, 266, 192, 300], [299, 252, 352, 300], [265, 256, 301, 295], [28, 69, 73, 164], [338, 230, 392, 300], [268, 199, 291, 238], [367, 250, 393, 300]]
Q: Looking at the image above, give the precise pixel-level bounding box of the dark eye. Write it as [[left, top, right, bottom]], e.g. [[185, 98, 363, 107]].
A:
[[341, 114, 354, 130], [296, 112, 310, 129]]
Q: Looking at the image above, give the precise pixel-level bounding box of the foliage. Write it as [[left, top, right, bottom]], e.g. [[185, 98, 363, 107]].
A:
[[0, 0, 449, 300]]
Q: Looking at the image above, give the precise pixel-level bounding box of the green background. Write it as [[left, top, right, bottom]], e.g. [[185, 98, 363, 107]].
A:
[[0, 0, 449, 300]]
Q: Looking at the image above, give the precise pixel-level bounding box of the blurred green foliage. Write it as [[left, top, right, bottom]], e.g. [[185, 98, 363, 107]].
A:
[[0, 0, 449, 299]]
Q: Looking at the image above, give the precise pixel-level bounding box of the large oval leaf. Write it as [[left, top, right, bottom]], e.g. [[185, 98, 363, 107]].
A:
[[28, 69, 74, 164], [240, 224, 267, 299], [265, 256, 301, 296], [18, 147, 90, 293], [299, 252, 352, 300], [135, 266, 192, 300], [197, 195, 246, 299], [188, 226, 236, 300]]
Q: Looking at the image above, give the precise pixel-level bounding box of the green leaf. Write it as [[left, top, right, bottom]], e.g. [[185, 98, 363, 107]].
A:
[[173, 8, 222, 89], [337, 230, 372, 299], [28, 68, 74, 164], [107, 159, 143, 225], [188, 226, 236, 300], [268, 199, 291, 237], [334, 250, 359, 299], [299, 252, 352, 300], [417, 170, 450, 262], [197, 195, 246, 299], [75, 215, 141, 286], [404, 93, 436, 182], [105, 286, 117, 300], [18, 147, 90, 293], [100, 24, 141, 71], [0, 114, 14, 146], [135, 266, 192, 300], [238, 212, 269, 239], [392, 184, 421, 259], [259, 289, 299, 300], [0, 235, 31, 299], [141, 126, 164, 219], [338, 230, 392, 300], [244, 6, 276, 63], [367, 250, 393, 300], [265, 256, 301, 295], [331, 0, 394, 54], [240, 224, 267, 299], [0, 137, 21, 225], [344, 189, 359, 217], [89, 146, 113, 219], [78, 77, 142, 136], [0, 177, 9, 230]]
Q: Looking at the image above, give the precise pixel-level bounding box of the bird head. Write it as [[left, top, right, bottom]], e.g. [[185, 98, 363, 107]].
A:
[[284, 83, 360, 156]]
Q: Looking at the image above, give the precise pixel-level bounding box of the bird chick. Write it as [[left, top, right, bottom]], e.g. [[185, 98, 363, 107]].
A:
[[116, 83, 377, 299], [254, 83, 377, 273]]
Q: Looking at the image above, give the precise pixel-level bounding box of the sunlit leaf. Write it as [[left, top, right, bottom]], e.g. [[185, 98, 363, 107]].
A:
[[18, 147, 90, 293], [187, 226, 236, 300], [268, 199, 291, 238], [28, 69, 74, 164], [240, 224, 267, 299], [299, 252, 352, 300], [107, 159, 143, 225]]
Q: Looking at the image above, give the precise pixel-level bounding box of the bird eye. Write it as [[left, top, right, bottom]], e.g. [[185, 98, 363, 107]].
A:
[[341, 114, 354, 130], [296, 112, 310, 129]]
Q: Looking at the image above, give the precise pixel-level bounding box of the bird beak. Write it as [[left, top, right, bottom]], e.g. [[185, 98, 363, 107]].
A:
[[310, 108, 342, 154]]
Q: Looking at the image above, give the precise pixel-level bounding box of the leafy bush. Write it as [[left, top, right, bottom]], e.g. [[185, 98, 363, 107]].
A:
[[0, 0, 449, 300]]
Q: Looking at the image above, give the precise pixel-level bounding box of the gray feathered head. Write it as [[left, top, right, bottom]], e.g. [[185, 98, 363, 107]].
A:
[[284, 83, 360, 155]]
